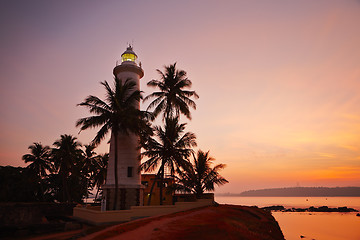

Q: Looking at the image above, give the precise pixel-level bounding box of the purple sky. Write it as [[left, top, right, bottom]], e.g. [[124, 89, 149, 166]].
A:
[[1, 0, 360, 192]]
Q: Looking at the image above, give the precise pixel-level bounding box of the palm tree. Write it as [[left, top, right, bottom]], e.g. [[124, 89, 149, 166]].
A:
[[76, 77, 151, 210], [82, 144, 98, 174], [81, 148, 109, 203], [173, 150, 228, 198], [141, 117, 197, 205], [22, 142, 53, 200], [144, 63, 199, 120], [92, 153, 109, 202], [52, 134, 83, 202], [81, 144, 99, 202]]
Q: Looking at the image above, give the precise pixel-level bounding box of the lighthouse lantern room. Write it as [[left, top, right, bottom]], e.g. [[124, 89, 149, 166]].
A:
[[121, 46, 138, 63]]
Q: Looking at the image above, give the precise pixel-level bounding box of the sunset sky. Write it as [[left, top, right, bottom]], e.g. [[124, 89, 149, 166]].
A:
[[1, 0, 359, 193]]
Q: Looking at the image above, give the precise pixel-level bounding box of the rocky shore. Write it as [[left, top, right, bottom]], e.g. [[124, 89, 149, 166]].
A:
[[262, 205, 359, 212]]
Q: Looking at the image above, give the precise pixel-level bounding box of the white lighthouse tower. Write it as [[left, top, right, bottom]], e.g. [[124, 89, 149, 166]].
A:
[[102, 45, 144, 210]]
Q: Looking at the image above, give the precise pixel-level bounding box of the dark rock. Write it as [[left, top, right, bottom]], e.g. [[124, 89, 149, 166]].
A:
[[317, 206, 329, 211], [277, 205, 359, 213], [262, 205, 285, 211], [293, 208, 307, 212]]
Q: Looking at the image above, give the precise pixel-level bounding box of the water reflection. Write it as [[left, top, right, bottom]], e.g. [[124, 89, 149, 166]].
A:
[[215, 196, 360, 239], [273, 212, 360, 240]]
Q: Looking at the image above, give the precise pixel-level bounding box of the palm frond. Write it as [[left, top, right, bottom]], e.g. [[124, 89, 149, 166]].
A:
[[144, 63, 198, 121], [91, 122, 111, 146]]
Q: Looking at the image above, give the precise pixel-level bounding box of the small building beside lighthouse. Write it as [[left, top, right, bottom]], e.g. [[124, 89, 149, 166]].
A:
[[102, 46, 144, 210]]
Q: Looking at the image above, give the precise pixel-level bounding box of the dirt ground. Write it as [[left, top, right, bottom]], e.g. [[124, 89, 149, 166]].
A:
[[80, 204, 284, 240]]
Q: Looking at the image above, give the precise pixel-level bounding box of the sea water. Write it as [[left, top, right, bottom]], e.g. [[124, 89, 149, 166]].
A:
[[215, 196, 360, 240]]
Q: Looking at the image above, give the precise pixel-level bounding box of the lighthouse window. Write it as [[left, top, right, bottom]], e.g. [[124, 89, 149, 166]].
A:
[[127, 167, 133, 177], [122, 53, 136, 62]]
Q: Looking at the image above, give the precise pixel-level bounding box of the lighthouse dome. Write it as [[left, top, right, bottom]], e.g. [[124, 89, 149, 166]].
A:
[[121, 45, 138, 63], [114, 45, 144, 78]]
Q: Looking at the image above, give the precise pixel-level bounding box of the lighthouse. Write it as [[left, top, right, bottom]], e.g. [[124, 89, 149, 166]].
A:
[[102, 45, 144, 210]]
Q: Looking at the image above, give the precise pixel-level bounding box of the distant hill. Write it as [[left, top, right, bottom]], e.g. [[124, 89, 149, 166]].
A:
[[238, 187, 360, 197]]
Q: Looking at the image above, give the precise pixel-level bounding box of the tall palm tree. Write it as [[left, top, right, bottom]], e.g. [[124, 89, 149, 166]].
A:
[[52, 134, 83, 202], [144, 63, 199, 120], [173, 150, 228, 198], [76, 77, 151, 210], [22, 142, 53, 200], [141, 117, 197, 205]]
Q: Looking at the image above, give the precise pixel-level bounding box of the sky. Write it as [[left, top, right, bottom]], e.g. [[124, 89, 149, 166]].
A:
[[1, 0, 360, 193]]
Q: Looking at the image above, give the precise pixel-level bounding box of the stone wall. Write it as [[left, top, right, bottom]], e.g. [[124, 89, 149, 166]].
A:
[[104, 188, 142, 210], [74, 198, 214, 225], [0, 202, 75, 226], [0, 202, 78, 238]]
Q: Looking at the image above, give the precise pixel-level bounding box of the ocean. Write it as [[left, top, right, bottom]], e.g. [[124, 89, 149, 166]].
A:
[[215, 196, 360, 240]]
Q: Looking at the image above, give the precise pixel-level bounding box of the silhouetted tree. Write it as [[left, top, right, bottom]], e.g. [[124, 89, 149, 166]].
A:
[[144, 63, 199, 120], [22, 142, 53, 201], [92, 153, 109, 202], [141, 117, 196, 205], [43, 172, 62, 202], [76, 77, 151, 210], [173, 150, 228, 198], [52, 134, 83, 202], [81, 144, 99, 199], [82, 144, 98, 175]]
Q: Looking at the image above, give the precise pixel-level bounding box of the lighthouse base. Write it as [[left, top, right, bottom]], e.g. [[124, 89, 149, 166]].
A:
[[102, 185, 143, 210]]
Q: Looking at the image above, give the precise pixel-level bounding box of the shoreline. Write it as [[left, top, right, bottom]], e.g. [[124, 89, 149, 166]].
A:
[[214, 195, 360, 211], [262, 205, 359, 212]]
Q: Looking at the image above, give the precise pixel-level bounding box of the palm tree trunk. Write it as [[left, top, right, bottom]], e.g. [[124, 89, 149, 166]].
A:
[[94, 187, 100, 203], [85, 178, 89, 204], [113, 131, 119, 210], [39, 176, 45, 201], [66, 177, 71, 202], [159, 165, 164, 205], [61, 173, 68, 202], [195, 189, 203, 199], [159, 177, 163, 205], [147, 172, 160, 205]]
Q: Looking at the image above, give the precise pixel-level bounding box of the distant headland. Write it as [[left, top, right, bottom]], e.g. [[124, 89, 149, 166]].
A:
[[219, 187, 360, 197]]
